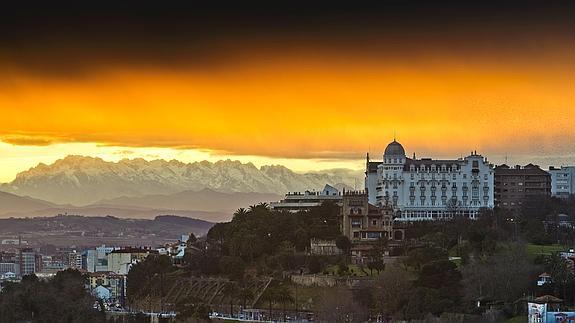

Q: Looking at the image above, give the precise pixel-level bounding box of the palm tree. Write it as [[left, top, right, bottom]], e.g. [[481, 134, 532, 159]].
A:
[[260, 287, 278, 321], [237, 283, 255, 309], [274, 285, 294, 322], [233, 208, 249, 221], [225, 282, 240, 317], [249, 202, 269, 213]]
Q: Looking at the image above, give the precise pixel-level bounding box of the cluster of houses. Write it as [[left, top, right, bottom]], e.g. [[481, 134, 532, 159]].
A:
[[0, 234, 193, 307]]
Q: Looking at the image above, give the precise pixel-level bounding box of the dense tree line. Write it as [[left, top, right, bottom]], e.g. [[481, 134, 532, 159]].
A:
[[0, 270, 103, 323], [520, 195, 575, 245], [185, 202, 341, 278]]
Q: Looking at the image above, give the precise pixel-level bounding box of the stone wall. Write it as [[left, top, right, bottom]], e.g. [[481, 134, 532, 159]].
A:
[[290, 274, 371, 288]]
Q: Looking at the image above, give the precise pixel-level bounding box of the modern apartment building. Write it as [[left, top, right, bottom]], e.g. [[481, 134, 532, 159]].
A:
[[549, 166, 575, 198], [19, 248, 36, 276], [494, 164, 551, 210]]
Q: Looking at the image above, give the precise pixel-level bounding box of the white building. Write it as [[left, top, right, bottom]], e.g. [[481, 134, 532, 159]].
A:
[[270, 184, 342, 212], [85, 245, 117, 273], [68, 250, 83, 269], [0, 272, 17, 281], [0, 263, 18, 276], [365, 140, 494, 221], [549, 166, 575, 198]]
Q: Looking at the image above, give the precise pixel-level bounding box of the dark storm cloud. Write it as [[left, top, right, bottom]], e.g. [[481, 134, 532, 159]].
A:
[[1, 1, 574, 77]]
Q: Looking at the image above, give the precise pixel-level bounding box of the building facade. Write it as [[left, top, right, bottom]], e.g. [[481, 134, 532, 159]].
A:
[[68, 251, 83, 269], [549, 166, 575, 198], [494, 164, 551, 210], [270, 184, 342, 212], [107, 247, 156, 275], [366, 140, 495, 221], [309, 239, 341, 256], [85, 245, 116, 273], [87, 271, 126, 303], [341, 191, 394, 242], [19, 248, 36, 276], [0, 262, 18, 276]]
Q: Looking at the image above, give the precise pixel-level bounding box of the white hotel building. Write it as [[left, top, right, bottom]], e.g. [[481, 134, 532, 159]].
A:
[[365, 140, 495, 221]]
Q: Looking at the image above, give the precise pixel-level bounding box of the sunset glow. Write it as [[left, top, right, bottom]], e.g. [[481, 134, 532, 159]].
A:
[[1, 3, 575, 182]]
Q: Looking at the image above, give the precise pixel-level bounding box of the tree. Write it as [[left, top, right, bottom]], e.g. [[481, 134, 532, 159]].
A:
[[237, 283, 255, 309], [366, 237, 388, 275], [403, 246, 447, 271], [462, 243, 540, 307], [224, 282, 240, 316], [260, 286, 278, 320], [219, 256, 246, 281], [336, 235, 352, 260], [273, 284, 294, 321], [316, 288, 369, 323], [373, 265, 412, 319], [175, 295, 211, 321], [308, 256, 323, 274], [546, 253, 575, 300], [126, 255, 175, 304], [367, 260, 385, 275], [446, 198, 463, 218], [0, 269, 103, 323]]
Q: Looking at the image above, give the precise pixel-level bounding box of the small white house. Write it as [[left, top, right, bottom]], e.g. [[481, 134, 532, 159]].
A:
[[537, 272, 552, 287], [0, 272, 16, 280]]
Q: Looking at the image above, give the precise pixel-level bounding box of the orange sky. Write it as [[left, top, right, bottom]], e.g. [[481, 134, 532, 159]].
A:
[[1, 4, 575, 182], [1, 54, 574, 182]]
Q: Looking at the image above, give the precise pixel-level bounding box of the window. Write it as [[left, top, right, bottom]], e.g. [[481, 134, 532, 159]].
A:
[[367, 232, 382, 239], [353, 232, 360, 238], [372, 219, 377, 226]]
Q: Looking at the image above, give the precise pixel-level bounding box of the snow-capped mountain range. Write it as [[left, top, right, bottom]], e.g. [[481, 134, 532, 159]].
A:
[[0, 155, 362, 206]]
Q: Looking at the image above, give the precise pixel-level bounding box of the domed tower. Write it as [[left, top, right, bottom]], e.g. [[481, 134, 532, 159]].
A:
[[383, 139, 406, 162], [377, 139, 407, 208]]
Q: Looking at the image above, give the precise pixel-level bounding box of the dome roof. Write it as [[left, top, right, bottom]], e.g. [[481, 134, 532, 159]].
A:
[[384, 140, 406, 157]]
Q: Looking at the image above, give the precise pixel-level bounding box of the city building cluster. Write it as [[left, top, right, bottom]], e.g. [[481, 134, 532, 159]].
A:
[[272, 138, 573, 263], [0, 234, 191, 307], [274, 139, 569, 220]]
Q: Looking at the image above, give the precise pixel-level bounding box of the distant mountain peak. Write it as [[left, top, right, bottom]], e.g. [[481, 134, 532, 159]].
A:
[[1, 155, 362, 205]]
